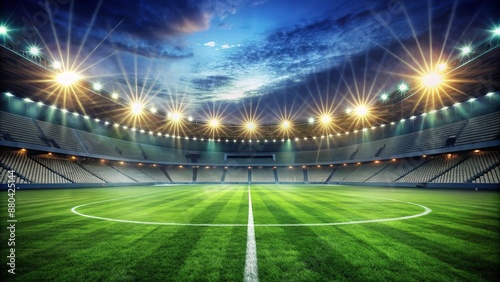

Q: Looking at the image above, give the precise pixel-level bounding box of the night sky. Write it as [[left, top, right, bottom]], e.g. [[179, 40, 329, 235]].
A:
[[2, 0, 499, 123]]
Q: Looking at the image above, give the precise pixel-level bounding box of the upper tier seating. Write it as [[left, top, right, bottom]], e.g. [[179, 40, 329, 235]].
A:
[[224, 167, 249, 183], [276, 167, 304, 183], [80, 160, 136, 183], [307, 166, 333, 183], [0, 150, 70, 183], [196, 166, 223, 182], [32, 154, 104, 183], [251, 167, 275, 183]]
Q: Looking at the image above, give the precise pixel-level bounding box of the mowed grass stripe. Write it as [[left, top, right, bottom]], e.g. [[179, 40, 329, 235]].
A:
[[75, 186, 214, 222], [175, 185, 248, 280]]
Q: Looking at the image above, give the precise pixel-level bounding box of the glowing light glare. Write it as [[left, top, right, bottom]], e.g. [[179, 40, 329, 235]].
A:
[[0, 26, 7, 35], [494, 27, 500, 36], [170, 112, 182, 122], [130, 102, 143, 115], [24, 98, 33, 103], [460, 45, 472, 56], [345, 108, 352, 114], [308, 117, 314, 124], [52, 61, 62, 69], [320, 115, 331, 124], [93, 82, 103, 91], [188, 116, 193, 122], [281, 120, 291, 129], [150, 106, 157, 113], [380, 93, 389, 101], [398, 82, 409, 92], [422, 72, 442, 88], [209, 119, 220, 128], [246, 121, 256, 131], [28, 46, 40, 56], [56, 71, 80, 86], [4, 92, 13, 97], [355, 105, 368, 116], [437, 63, 447, 71]]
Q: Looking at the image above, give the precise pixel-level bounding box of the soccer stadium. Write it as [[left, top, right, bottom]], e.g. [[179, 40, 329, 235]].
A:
[[1, 0, 499, 281]]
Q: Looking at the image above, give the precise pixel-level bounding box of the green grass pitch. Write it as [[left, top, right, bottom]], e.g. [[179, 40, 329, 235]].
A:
[[1, 184, 499, 281]]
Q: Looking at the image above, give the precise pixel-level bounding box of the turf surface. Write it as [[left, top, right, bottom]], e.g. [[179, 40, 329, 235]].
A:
[[0, 184, 499, 281]]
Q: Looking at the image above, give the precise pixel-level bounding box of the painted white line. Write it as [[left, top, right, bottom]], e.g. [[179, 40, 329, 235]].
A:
[[244, 185, 259, 282], [71, 194, 431, 227]]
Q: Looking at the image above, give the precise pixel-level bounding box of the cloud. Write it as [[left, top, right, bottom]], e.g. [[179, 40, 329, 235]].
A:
[[204, 41, 216, 47], [191, 75, 234, 91], [221, 44, 230, 49]]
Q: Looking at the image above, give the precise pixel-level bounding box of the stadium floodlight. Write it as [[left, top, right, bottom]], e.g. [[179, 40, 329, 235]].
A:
[[421, 72, 442, 88], [105, 121, 110, 125], [246, 121, 256, 131], [84, 115, 90, 120], [437, 63, 447, 71], [460, 45, 472, 56], [421, 113, 427, 117], [37, 101, 44, 106], [130, 102, 143, 115], [486, 92, 494, 96], [308, 117, 314, 124], [0, 25, 7, 35], [170, 112, 182, 122], [150, 107, 157, 113], [454, 102, 461, 107], [28, 46, 40, 56], [442, 106, 449, 110], [398, 82, 409, 92], [345, 108, 352, 114], [93, 82, 103, 91], [52, 61, 62, 69], [410, 116, 416, 120], [320, 115, 331, 124], [281, 120, 291, 129], [73, 112, 79, 116], [24, 97, 33, 103], [94, 118, 100, 122], [209, 118, 219, 128], [111, 92, 119, 99], [61, 109, 68, 113], [355, 105, 368, 116], [380, 93, 389, 101], [4, 92, 13, 97], [468, 97, 476, 103], [56, 71, 80, 86], [494, 26, 500, 36], [400, 118, 405, 122], [113, 123, 119, 127], [188, 116, 193, 122]]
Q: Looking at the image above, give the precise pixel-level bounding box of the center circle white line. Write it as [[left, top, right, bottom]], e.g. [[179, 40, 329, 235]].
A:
[[71, 195, 432, 227]]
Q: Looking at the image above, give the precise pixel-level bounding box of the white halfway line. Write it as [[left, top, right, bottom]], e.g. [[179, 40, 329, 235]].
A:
[[244, 185, 258, 282]]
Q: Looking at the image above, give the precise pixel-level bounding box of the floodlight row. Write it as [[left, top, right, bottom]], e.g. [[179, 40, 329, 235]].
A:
[[4, 91, 495, 143]]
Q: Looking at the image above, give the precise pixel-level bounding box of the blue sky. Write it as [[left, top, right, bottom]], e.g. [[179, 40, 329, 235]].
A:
[[2, 0, 499, 122]]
